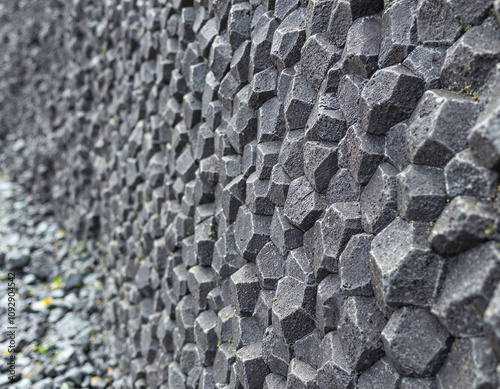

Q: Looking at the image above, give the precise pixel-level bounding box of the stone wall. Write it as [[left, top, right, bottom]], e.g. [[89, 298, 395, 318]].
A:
[[2, 0, 500, 388]]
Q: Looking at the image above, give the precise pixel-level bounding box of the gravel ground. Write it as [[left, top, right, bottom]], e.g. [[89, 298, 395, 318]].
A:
[[0, 172, 116, 389]]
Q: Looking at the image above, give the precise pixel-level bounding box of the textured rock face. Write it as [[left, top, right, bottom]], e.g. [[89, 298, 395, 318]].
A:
[[1, 0, 500, 388]]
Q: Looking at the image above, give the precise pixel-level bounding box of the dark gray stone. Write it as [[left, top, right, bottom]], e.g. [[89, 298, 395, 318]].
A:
[[357, 357, 402, 389], [384, 121, 411, 172], [301, 33, 342, 89], [339, 234, 374, 296], [245, 173, 274, 216], [236, 343, 270, 389], [429, 196, 500, 257], [403, 46, 447, 90], [316, 274, 343, 337], [256, 141, 281, 180], [228, 3, 252, 49], [415, 0, 461, 46], [248, 67, 278, 110], [484, 283, 500, 360], [262, 326, 291, 376], [249, 12, 278, 77], [271, 8, 306, 72], [406, 89, 480, 168], [257, 98, 287, 143], [382, 307, 452, 377], [284, 75, 316, 131], [303, 141, 338, 193], [306, 0, 335, 38], [229, 263, 261, 315], [370, 219, 444, 312], [256, 242, 285, 290], [337, 74, 367, 128], [270, 207, 303, 256], [432, 242, 500, 337], [267, 164, 291, 207], [287, 359, 319, 389], [305, 105, 347, 143], [396, 165, 446, 223], [359, 65, 424, 135]]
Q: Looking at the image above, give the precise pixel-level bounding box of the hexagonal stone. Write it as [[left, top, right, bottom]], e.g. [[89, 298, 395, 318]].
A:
[[212, 226, 246, 279], [484, 283, 500, 360], [357, 357, 402, 389], [227, 106, 258, 154], [316, 274, 343, 337], [183, 93, 202, 129], [236, 343, 270, 389], [284, 74, 316, 131], [303, 141, 338, 193], [187, 266, 216, 315], [429, 196, 499, 257], [233, 315, 264, 348], [317, 331, 357, 389], [325, 168, 361, 204], [396, 165, 446, 222], [230, 40, 251, 84], [229, 263, 261, 315], [218, 73, 241, 111], [327, 0, 384, 48], [249, 11, 278, 77], [339, 123, 385, 185], [214, 343, 236, 384], [339, 234, 374, 297], [284, 176, 327, 232], [270, 8, 307, 72], [337, 74, 367, 128], [176, 295, 196, 344], [432, 242, 500, 337], [440, 18, 500, 91], [313, 202, 363, 279], [435, 337, 499, 389], [278, 130, 305, 180], [254, 289, 275, 331], [360, 162, 397, 234], [468, 86, 500, 172], [268, 164, 291, 207], [270, 207, 303, 256], [194, 310, 218, 366], [338, 296, 386, 371], [286, 247, 316, 285], [382, 307, 452, 377], [209, 34, 232, 81], [287, 359, 319, 389], [256, 242, 285, 290], [272, 276, 317, 345], [219, 155, 242, 187], [301, 33, 342, 90], [444, 149, 499, 198], [274, 0, 299, 21], [406, 90, 480, 167], [378, 0, 418, 68], [305, 105, 347, 144], [264, 373, 287, 389], [256, 141, 281, 180], [306, 0, 335, 38], [221, 174, 246, 222], [403, 46, 447, 90], [262, 326, 291, 376], [370, 219, 444, 312], [293, 330, 323, 369], [194, 217, 217, 266], [248, 67, 278, 110], [169, 361, 187, 388], [246, 173, 274, 216], [415, 0, 461, 46], [385, 121, 410, 172], [359, 65, 424, 135], [228, 3, 252, 49], [341, 15, 382, 78], [257, 98, 287, 143]]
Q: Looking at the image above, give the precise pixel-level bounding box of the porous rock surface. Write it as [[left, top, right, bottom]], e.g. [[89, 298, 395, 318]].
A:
[[1, 0, 500, 388]]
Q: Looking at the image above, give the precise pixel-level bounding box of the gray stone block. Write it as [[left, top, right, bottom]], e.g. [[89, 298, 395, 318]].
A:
[[242, 140, 257, 177], [245, 173, 274, 216], [396, 164, 446, 223], [303, 141, 338, 193], [228, 4, 252, 49], [272, 276, 316, 345], [360, 163, 398, 234], [382, 307, 452, 377], [406, 89, 480, 168], [287, 359, 319, 389], [267, 164, 291, 207], [429, 196, 499, 257], [232, 315, 263, 348], [338, 296, 387, 371], [221, 174, 246, 222], [403, 46, 447, 90], [214, 343, 237, 384], [257, 98, 287, 143], [340, 15, 382, 78], [254, 289, 275, 331], [484, 283, 500, 360], [256, 241, 285, 290], [337, 74, 367, 128], [301, 33, 342, 89], [270, 207, 303, 256], [262, 326, 291, 376], [229, 263, 260, 315], [385, 121, 411, 172], [316, 274, 343, 337], [444, 149, 499, 198], [306, 0, 335, 38], [325, 168, 361, 204], [264, 373, 287, 389], [284, 176, 327, 232], [317, 331, 357, 389], [370, 219, 444, 312], [187, 265, 216, 315], [401, 377, 437, 389], [432, 242, 500, 337], [249, 12, 278, 77], [236, 343, 270, 389], [284, 74, 316, 131], [327, 0, 384, 48], [194, 310, 218, 366], [209, 34, 232, 81], [339, 123, 385, 185], [435, 337, 498, 389], [415, 0, 461, 46], [293, 330, 323, 369], [248, 67, 278, 110], [230, 40, 251, 84], [305, 105, 347, 143], [286, 247, 316, 286], [440, 18, 500, 91], [359, 65, 424, 135], [339, 234, 374, 296], [357, 357, 402, 389], [227, 105, 257, 154], [194, 217, 216, 266], [213, 226, 246, 279], [256, 141, 281, 180]]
